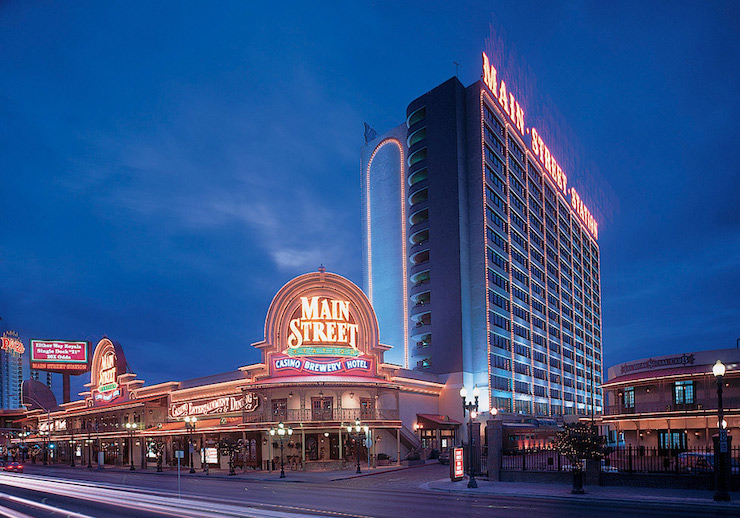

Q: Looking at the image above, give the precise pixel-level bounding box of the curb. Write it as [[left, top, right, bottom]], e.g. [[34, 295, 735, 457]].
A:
[[422, 481, 740, 511], [330, 462, 437, 481]]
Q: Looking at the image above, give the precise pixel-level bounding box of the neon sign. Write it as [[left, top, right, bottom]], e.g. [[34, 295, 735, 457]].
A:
[[271, 355, 374, 377], [98, 351, 118, 393], [287, 296, 360, 357], [1, 331, 25, 355], [169, 393, 259, 419], [482, 51, 599, 239]]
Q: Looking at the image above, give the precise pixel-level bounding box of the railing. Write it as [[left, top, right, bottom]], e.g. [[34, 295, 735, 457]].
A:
[[604, 398, 740, 416], [243, 408, 399, 424], [602, 445, 740, 474], [501, 448, 571, 472]]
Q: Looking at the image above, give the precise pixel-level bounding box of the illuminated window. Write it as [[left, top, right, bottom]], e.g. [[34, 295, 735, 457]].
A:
[[272, 398, 287, 419], [407, 106, 426, 127], [659, 431, 687, 451], [407, 127, 426, 147], [408, 147, 427, 167], [623, 387, 634, 408], [674, 381, 694, 405]]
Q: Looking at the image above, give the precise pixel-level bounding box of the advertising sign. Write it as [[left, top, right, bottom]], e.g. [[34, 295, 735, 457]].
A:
[[271, 354, 375, 378], [30, 340, 90, 373], [169, 393, 260, 419], [205, 447, 218, 464], [1, 331, 25, 356], [451, 447, 464, 481]]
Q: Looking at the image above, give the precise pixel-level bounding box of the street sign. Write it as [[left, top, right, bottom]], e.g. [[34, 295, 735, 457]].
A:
[[450, 447, 464, 481], [719, 429, 728, 441], [175, 450, 185, 459]]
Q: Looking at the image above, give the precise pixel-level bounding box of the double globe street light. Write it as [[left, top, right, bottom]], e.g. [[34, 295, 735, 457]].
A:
[[184, 416, 197, 474], [712, 360, 730, 502], [125, 422, 137, 471], [269, 422, 293, 478], [347, 418, 369, 474], [459, 385, 480, 488]]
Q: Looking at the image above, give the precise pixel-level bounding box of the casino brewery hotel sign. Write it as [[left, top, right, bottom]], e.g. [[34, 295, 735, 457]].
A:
[[253, 268, 390, 380]]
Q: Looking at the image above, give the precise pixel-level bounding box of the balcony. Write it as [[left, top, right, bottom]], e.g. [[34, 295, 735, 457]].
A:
[[243, 408, 400, 424], [604, 398, 740, 416]]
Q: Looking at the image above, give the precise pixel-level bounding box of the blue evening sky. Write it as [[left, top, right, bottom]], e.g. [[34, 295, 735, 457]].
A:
[[1, 1, 738, 400]]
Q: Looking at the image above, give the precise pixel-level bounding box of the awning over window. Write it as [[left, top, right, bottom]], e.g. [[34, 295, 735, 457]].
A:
[[417, 413, 460, 428]]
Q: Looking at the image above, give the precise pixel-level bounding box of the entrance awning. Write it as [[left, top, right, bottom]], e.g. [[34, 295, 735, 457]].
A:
[[142, 416, 242, 436], [417, 414, 460, 428]]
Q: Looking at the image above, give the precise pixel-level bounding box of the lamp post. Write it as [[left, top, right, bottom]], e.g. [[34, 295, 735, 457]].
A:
[[125, 422, 137, 471], [70, 430, 76, 468], [40, 430, 49, 465], [184, 416, 197, 474], [347, 418, 368, 474], [459, 385, 480, 489], [269, 421, 293, 478], [712, 360, 730, 502]]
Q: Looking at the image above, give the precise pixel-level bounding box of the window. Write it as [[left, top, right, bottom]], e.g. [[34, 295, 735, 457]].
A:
[[659, 431, 687, 452], [360, 398, 376, 419], [311, 397, 333, 421], [272, 398, 288, 419], [623, 387, 634, 409], [674, 381, 694, 405]]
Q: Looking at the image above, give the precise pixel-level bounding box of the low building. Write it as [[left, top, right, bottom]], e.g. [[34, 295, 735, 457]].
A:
[[16, 269, 462, 470], [601, 349, 739, 450]]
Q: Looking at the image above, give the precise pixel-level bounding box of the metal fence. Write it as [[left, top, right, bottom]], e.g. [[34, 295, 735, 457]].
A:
[[501, 448, 572, 472], [602, 445, 740, 474], [501, 445, 740, 475]]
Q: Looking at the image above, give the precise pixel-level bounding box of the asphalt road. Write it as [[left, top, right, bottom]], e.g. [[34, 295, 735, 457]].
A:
[[0, 464, 733, 518]]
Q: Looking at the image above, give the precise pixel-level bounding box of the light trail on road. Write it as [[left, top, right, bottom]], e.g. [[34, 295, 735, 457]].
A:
[[0, 473, 326, 518]]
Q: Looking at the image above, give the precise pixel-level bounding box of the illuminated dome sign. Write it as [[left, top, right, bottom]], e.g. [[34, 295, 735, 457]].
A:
[[287, 296, 360, 356], [253, 268, 389, 379], [85, 337, 142, 407]]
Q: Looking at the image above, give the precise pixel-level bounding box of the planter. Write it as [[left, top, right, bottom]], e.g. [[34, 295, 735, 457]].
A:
[[571, 470, 585, 494]]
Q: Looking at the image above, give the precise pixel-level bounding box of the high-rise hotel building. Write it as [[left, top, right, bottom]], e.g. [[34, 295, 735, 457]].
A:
[[361, 53, 603, 417]]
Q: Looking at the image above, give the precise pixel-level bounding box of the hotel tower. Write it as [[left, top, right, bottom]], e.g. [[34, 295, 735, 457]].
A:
[[361, 52, 603, 418]]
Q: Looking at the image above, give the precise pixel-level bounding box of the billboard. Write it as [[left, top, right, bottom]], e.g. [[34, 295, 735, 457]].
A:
[[30, 340, 90, 373]]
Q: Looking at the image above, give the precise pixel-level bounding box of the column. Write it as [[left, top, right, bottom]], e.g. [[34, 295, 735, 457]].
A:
[[486, 417, 503, 481], [396, 429, 401, 466], [338, 426, 342, 461], [301, 427, 306, 471]]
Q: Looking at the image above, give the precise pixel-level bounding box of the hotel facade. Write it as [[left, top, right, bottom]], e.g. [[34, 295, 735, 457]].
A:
[[361, 52, 604, 420], [602, 348, 738, 449], [17, 269, 458, 470]]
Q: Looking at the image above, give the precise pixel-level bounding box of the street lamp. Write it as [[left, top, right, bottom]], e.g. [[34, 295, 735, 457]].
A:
[[347, 418, 369, 474], [70, 430, 76, 468], [125, 422, 137, 471], [184, 416, 197, 474], [269, 421, 293, 478], [460, 385, 480, 488], [39, 430, 49, 465], [712, 360, 730, 502]]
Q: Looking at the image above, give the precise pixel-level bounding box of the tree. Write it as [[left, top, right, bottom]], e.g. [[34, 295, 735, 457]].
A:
[[150, 440, 166, 472], [217, 437, 244, 476], [551, 422, 607, 494]]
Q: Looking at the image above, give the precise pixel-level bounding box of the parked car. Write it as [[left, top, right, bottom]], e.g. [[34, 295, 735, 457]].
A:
[[3, 462, 23, 473], [677, 452, 739, 474], [438, 450, 450, 465]]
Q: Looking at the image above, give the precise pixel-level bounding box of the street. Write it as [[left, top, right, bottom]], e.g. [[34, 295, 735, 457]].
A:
[[0, 464, 734, 518]]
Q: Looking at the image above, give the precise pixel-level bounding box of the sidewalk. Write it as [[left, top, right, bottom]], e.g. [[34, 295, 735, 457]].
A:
[[23, 461, 432, 484], [424, 477, 740, 510]]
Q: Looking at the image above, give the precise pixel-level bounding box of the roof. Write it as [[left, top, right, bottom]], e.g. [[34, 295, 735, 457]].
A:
[[603, 364, 710, 387], [252, 376, 394, 386], [143, 416, 241, 433], [417, 413, 461, 427], [60, 396, 164, 416], [178, 371, 248, 390]]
